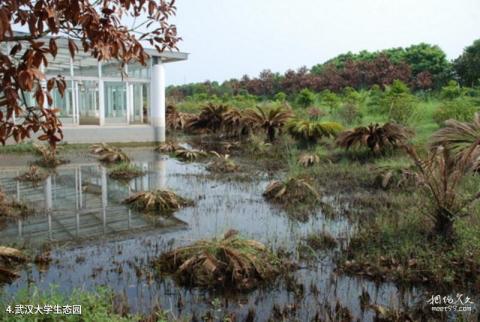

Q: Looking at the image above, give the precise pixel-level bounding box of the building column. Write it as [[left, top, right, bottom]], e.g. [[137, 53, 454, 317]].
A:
[[98, 62, 105, 126], [151, 58, 166, 142]]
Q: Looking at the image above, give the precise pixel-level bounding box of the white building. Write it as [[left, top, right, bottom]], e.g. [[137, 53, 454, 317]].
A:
[[5, 35, 188, 143]]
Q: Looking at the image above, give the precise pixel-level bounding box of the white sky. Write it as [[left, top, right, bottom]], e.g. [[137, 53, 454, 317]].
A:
[[165, 0, 480, 85]]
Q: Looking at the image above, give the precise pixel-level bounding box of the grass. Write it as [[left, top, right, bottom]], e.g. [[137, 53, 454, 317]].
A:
[[0, 287, 161, 322]]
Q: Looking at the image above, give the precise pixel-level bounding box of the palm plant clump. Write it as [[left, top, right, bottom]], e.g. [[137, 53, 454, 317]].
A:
[[222, 108, 252, 138], [336, 123, 412, 153], [0, 246, 26, 283], [15, 165, 48, 184], [244, 105, 294, 142], [207, 152, 239, 173], [175, 148, 208, 162], [166, 105, 187, 131], [405, 145, 480, 238], [33, 144, 67, 168], [287, 119, 343, 145], [155, 141, 180, 153], [263, 177, 320, 205], [154, 230, 285, 291], [429, 112, 480, 170], [298, 153, 321, 168], [123, 189, 193, 215], [185, 103, 230, 133], [90, 144, 130, 164]]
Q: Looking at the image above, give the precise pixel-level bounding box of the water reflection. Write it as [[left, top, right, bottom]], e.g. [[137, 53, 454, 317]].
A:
[[0, 158, 186, 244]]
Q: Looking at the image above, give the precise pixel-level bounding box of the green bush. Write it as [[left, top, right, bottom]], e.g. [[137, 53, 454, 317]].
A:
[[440, 80, 465, 100], [319, 90, 340, 112], [379, 80, 417, 124], [274, 92, 287, 102], [296, 88, 316, 108], [433, 97, 478, 125]]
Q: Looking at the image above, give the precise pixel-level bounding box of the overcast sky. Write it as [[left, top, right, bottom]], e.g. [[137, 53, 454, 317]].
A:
[[164, 0, 479, 85]]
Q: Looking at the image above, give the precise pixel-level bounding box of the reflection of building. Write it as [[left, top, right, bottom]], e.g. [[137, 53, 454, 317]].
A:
[[0, 162, 186, 244], [2, 35, 188, 143]]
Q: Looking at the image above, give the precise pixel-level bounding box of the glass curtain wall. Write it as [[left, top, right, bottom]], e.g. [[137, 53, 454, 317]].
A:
[[131, 83, 150, 124], [104, 82, 127, 124], [77, 80, 99, 125]]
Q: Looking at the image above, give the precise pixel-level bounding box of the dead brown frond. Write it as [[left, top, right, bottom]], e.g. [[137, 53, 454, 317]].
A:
[[154, 230, 285, 291], [0, 189, 32, 218], [263, 177, 320, 204], [374, 165, 421, 189], [155, 141, 180, 153], [207, 152, 240, 173], [222, 108, 252, 138], [123, 190, 193, 215], [0, 246, 26, 284], [185, 103, 230, 133], [429, 112, 480, 169], [337, 123, 412, 153], [298, 153, 321, 167], [175, 148, 208, 162]]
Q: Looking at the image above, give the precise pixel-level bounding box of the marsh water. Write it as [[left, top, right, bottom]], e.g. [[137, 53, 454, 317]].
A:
[[0, 148, 463, 321]]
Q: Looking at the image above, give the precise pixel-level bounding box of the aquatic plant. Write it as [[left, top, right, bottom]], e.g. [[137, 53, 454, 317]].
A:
[[154, 141, 180, 153], [0, 190, 32, 218], [90, 143, 130, 163], [15, 165, 48, 184], [175, 148, 208, 162], [287, 119, 343, 145], [429, 112, 480, 169], [243, 105, 294, 142], [298, 153, 320, 167], [0, 246, 26, 283], [108, 163, 144, 181], [405, 145, 480, 238], [263, 177, 320, 204], [185, 103, 230, 133], [155, 230, 285, 291], [336, 123, 412, 153], [123, 189, 193, 214], [207, 152, 239, 173], [304, 232, 337, 251], [33, 144, 67, 167]]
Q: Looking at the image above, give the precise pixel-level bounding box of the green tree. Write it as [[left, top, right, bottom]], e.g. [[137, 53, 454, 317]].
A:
[[404, 43, 451, 83], [320, 90, 340, 112], [454, 39, 480, 87]]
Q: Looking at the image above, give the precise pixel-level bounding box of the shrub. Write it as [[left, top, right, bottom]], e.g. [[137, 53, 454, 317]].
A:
[[287, 119, 343, 145], [440, 80, 465, 100], [320, 90, 340, 112], [379, 80, 417, 124], [185, 103, 230, 133], [337, 102, 362, 125], [243, 105, 294, 142], [337, 123, 412, 153], [274, 91, 287, 102], [296, 88, 316, 108], [432, 98, 478, 126]]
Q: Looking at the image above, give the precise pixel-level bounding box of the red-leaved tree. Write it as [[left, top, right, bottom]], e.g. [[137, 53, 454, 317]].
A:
[[0, 0, 180, 151]]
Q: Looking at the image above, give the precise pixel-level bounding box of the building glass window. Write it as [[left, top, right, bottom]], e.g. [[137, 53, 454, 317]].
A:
[[77, 80, 99, 125], [104, 82, 127, 123]]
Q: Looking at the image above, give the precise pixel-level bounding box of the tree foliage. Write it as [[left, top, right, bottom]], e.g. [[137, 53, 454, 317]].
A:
[[0, 0, 180, 150], [454, 39, 480, 87]]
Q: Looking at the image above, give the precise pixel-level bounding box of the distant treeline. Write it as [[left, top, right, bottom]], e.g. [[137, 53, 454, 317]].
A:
[[167, 40, 480, 100]]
